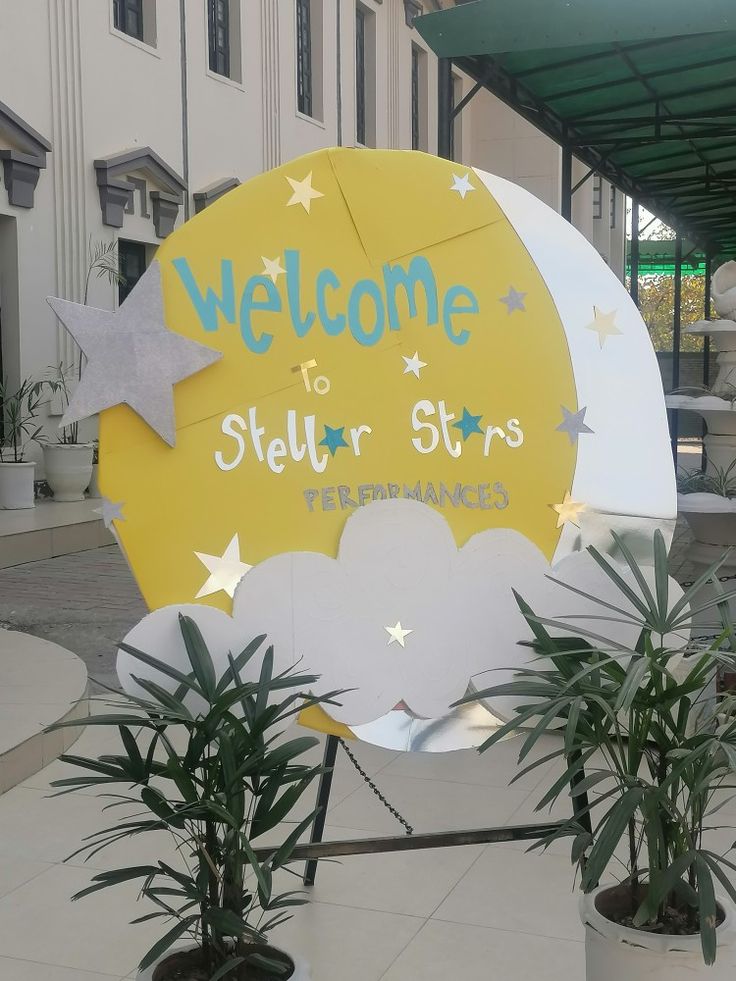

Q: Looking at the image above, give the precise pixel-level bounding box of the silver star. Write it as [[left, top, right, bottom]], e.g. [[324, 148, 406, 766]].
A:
[[556, 406, 594, 445], [46, 262, 222, 447], [450, 173, 475, 199], [499, 286, 527, 314], [402, 351, 427, 379], [94, 497, 125, 529]]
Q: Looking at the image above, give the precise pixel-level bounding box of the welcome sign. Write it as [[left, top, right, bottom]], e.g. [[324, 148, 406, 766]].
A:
[[50, 149, 676, 748]]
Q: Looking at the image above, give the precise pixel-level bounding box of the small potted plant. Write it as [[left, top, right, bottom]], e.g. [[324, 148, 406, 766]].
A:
[[463, 531, 736, 980], [49, 615, 339, 980], [0, 375, 48, 509], [43, 361, 94, 501]]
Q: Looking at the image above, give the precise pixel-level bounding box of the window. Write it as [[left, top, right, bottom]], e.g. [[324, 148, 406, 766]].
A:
[[356, 8, 366, 144], [411, 45, 428, 152], [355, 4, 375, 146], [118, 240, 148, 305], [208, 0, 230, 77], [610, 186, 617, 230], [593, 175, 603, 220], [296, 0, 312, 116], [113, 0, 143, 41]]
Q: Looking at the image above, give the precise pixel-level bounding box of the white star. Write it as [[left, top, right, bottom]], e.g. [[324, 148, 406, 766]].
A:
[[450, 173, 475, 199], [94, 497, 125, 530], [402, 351, 427, 379], [585, 306, 622, 348], [261, 256, 285, 283], [194, 533, 252, 600], [285, 172, 324, 213], [46, 262, 222, 447], [385, 621, 413, 648]]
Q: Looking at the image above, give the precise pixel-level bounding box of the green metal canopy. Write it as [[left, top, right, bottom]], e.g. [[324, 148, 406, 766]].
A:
[[416, 0, 736, 257]]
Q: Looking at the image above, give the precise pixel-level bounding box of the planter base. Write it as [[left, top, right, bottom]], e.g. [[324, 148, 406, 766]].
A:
[[581, 885, 736, 981], [43, 443, 94, 502], [0, 461, 36, 509]]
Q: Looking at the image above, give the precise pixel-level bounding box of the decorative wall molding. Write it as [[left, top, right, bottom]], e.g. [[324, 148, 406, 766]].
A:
[[387, 1, 401, 147], [261, 0, 281, 170], [193, 177, 240, 214], [94, 147, 186, 237], [49, 0, 87, 369], [0, 101, 52, 208]]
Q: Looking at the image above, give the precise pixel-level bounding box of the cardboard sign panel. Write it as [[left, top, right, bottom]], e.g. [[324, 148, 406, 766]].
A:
[[92, 148, 676, 749]]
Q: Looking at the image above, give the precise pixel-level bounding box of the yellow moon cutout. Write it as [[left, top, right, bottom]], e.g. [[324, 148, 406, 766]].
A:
[[101, 149, 577, 625]]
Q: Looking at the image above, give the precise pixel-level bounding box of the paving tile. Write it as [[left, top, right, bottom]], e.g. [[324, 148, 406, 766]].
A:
[[433, 844, 584, 942], [272, 900, 424, 981], [327, 773, 531, 835], [303, 824, 485, 918], [0, 958, 122, 980], [381, 733, 560, 791], [0, 854, 51, 899], [381, 918, 584, 981], [0, 863, 161, 977]]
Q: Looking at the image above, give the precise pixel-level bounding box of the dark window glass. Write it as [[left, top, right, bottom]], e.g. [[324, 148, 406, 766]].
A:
[[113, 0, 143, 41], [118, 241, 147, 305], [411, 47, 420, 151], [296, 0, 313, 116], [610, 186, 617, 229], [449, 74, 457, 160], [356, 7, 366, 145], [593, 175, 603, 220], [208, 0, 230, 78]]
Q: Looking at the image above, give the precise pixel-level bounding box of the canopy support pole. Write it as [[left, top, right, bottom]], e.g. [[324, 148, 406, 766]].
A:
[[671, 233, 683, 463], [702, 251, 713, 469], [561, 144, 573, 221], [438, 57, 454, 160], [630, 199, 640, 305]]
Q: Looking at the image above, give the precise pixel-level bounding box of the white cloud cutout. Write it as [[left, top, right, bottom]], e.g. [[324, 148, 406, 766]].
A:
[[118, 500, 685, 730]]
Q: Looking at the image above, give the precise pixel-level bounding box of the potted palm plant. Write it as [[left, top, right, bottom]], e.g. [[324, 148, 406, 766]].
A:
[[49, 614, 339, 980], [0, 375, 48, 508], [464, 531, 736, 980], [43, 361, 94, 501]]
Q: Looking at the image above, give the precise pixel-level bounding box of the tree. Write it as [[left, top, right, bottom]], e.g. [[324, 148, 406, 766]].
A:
[[634, 274, 706, 353]]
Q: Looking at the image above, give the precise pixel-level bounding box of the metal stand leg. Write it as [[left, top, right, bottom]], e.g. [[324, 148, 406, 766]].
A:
[[303, 734, 339, 886]]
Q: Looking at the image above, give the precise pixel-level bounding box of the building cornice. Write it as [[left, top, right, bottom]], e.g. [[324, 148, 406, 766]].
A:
[[0, 100, 52, 208], [94, 147, 186, 237]]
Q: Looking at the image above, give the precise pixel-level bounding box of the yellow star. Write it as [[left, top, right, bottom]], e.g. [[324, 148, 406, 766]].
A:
[[285, 171, 324, 213], [585, 306, 622, 348], [261, 255, 285, 283], [551, 491, 586, 529], [385, 621, 413, 648]]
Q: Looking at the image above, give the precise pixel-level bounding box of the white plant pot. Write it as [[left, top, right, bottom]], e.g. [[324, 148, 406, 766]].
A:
[[43, 443, 94, 502], [87, 463, 101, 499], [0, 461, 36, 509], [581, 885, 736, 981], [136, 945, 311, 981]]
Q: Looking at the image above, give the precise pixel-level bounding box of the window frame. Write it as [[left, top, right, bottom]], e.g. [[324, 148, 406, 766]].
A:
[[296, 0, 313, 117], [113, 0, 144, 42], [118, 240, 148, 307], [356, 5, 366, 145], [207, 0, 231, 79]]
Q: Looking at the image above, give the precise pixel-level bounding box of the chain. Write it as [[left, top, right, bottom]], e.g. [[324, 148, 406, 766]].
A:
[[338, 738, 414, 836], [679, 571, 736, 589]]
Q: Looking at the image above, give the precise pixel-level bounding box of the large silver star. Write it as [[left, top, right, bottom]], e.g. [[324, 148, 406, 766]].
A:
[[556, 405, 594, 445], [46, 262, 222, 447]]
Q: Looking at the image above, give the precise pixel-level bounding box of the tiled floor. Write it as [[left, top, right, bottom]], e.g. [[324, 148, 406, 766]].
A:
[[0, 709, 601, 981]]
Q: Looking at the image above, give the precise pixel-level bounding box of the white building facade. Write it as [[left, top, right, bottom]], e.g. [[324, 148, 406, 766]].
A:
[[0, 0, 624, 462]]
